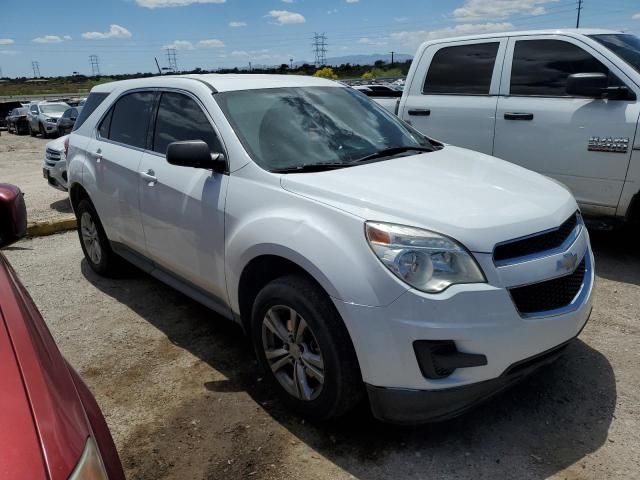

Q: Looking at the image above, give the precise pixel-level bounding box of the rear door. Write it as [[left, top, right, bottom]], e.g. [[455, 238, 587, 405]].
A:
[[86, 90, 155, 251], [138, 90, 229, 301], [400, 38, 507, 153], [493, 35, 640, 214]]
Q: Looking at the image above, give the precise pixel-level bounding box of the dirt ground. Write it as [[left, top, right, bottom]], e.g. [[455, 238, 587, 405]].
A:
[[1, 131, 639, 479], [0, 131, 71, 222]]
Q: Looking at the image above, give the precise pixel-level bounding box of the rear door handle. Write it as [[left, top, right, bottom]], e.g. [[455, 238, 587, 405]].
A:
[[504, 112, 534, 121], [408, 109, 431, 116], [94, 148, 102, 163], [140, 169, 157, 185]]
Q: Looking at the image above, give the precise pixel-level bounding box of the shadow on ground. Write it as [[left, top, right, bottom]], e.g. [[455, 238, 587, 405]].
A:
[[50, 198, 72, 213], [589, 225, 640, 286], [81, 250, 616, 479]]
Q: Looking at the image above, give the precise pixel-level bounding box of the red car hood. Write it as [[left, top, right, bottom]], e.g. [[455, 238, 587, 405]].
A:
[[0, 255, 88, 480]]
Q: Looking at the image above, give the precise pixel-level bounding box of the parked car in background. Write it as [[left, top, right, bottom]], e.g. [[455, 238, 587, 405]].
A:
[[0, 183, 125, 480], [43, 134, 69, 191], [380, 29, 640, 227], [0, 101, 23, 129], [352, 84, 402, 113], [67, 75, 593, 424], [6, 107, 30, 134], [57, 106, 83, 136], [27, 101, 70, 138]]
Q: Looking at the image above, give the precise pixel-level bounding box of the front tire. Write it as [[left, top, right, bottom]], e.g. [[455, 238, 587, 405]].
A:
[[29, 124, 36, 136], [39, 123, 46, 138], [251, 275, 362, 421], [75, 198, 122, 276]]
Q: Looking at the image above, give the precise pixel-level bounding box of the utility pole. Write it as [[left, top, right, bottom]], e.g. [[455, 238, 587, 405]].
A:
[[166, 48, 178, 73], [89, 55, 100, 76], [31, 61, 41, 78], [312, 33, 327, 67], [155, 57, 162, 75], [576, 0, 583, 28], [390, 51, 395, 67]]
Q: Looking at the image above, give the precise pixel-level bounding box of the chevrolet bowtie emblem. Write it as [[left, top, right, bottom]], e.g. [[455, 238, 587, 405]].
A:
[[557, 252, 578, 272]]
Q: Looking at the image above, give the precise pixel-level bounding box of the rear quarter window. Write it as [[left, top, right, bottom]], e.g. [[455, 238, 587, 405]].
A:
[[72, 92, 109, 132]]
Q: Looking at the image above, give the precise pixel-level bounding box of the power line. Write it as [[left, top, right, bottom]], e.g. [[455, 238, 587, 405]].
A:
[[31, 61, 41, 78], [89, 54, 100, 76], [166, 48, 178, 72], [576, 0, 584, 27], [312, 33, 327, 67]]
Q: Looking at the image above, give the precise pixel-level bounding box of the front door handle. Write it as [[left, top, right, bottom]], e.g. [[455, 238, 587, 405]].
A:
[[504, 112, 534, 121], [140, 169, 157, 185], [408, 108, 431, 116]]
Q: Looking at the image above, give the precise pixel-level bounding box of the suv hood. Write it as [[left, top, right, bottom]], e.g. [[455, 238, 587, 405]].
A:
[[280, 146, 577, 253]]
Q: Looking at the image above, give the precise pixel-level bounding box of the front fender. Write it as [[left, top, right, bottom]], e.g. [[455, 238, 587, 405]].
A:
[[224, 175, 409, 315]]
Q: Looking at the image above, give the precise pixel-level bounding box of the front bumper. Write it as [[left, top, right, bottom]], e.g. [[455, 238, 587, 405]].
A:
[[333, 226, 594, 422], [42, 158, 68, 191]]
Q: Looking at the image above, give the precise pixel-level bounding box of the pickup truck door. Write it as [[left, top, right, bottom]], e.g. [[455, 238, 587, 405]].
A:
[[138, 90, 229, 304], [493, 35, 639, 215], [399, 38, 507, 154]]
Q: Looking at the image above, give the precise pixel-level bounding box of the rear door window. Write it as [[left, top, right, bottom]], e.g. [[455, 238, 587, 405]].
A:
[[510, 39, 612, 96], [152, 92, 222, 155], [423, 42, 500, 95], [102, 91, 155, 149]]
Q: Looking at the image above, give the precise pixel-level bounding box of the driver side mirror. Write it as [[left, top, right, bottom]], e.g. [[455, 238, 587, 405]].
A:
[[566, 72, 635, 100], [166, 140, 226, 173], [0, 184, 27, 249], [566, 73, 608, 97]]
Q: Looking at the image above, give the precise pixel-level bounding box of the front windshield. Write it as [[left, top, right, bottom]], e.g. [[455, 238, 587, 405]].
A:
[[215, 86, 432, 171], [40, 103, 69, 115], [589, 34, 640, 74]]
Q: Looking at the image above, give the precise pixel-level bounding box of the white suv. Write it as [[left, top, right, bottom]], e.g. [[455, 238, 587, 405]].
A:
[[67, 75, 594, 423]]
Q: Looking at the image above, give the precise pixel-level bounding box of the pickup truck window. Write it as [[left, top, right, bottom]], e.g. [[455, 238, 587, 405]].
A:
[[423, 42, 499, 95], [101, 91, 155, 149], [589, 34, 640, 75], [510, 40, 610, 97], [216, 86, 431, 172], [152, 92, 223, 155]]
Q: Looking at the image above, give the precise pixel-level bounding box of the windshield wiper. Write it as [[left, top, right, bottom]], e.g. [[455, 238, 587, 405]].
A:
[[352, 146, 434, 164], [270, 162, 353, 174]]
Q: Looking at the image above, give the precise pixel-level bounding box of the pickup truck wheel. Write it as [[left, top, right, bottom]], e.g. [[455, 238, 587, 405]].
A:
[[251, 275, 362, 421], [75, 199, 122, 276]]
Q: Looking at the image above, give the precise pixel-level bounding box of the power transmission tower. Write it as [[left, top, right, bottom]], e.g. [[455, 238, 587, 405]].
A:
[[390, 51, 395, 67], [89, 55, 100, 76], [31, 61, 41, 78], [576, 0, 583, 28], [166, 48, 178, 73], [312, 33, 327, 67]]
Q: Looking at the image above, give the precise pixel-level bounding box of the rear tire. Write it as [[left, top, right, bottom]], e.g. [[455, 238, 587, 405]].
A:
[[75, 198, 123, 276], [251, 274, 362, 421]]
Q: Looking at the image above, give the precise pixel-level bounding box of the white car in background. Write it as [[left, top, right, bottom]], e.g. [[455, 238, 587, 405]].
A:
[[42, 134, 68, 191], [27, 101, 70, 138]]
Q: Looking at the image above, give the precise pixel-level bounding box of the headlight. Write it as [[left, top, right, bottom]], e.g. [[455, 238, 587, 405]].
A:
[[365, 222, 485, 293], [68, 437, 109, 480], [46, 117, 57, 123]]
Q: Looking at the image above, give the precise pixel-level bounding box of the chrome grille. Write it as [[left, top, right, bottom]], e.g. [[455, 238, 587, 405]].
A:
[[45, 148, 62, 164], [494, 212, 580, 264]]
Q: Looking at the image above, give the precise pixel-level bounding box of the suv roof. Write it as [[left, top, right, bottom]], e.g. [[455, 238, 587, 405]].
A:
[[91, 74, 340, 95]]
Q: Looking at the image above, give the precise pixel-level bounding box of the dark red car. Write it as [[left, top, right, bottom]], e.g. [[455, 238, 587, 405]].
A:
[[0, 184, 125, 480]]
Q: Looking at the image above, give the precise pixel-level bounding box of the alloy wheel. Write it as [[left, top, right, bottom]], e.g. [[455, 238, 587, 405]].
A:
[[80, 212, 102, 265], [262, 305, 325, 401]]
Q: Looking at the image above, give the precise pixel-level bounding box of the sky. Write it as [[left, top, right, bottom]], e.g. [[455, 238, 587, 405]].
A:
[[0, 0, 639, 78]]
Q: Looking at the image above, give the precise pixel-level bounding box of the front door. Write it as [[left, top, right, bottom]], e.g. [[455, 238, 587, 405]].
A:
[[138, 90, 228, 300], [493, 36, 639, 214], [400, 39, 506, 154]]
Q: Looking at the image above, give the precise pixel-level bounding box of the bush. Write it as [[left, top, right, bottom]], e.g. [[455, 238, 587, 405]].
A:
[[314, 67, 338, 80]]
